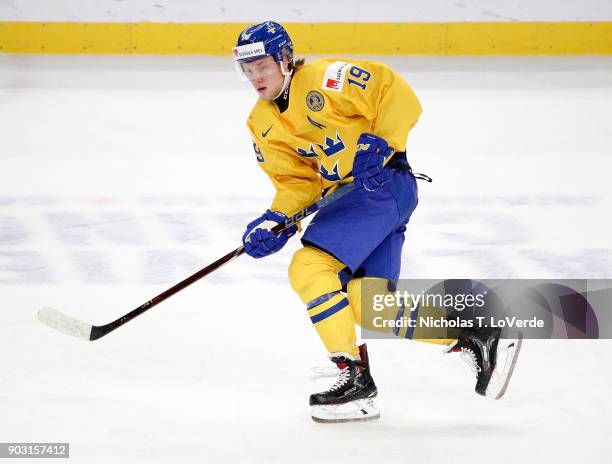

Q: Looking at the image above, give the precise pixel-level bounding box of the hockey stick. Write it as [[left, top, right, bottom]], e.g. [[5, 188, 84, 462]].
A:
[[37, 183, 355, 341]]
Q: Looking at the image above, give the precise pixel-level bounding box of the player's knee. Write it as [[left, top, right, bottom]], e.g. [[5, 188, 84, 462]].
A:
[[288, 247, 305, 292], [288, 246, 344, 303]]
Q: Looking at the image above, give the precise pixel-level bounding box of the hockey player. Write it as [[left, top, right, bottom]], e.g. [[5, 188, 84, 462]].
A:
[[234, 21, 521, 422]]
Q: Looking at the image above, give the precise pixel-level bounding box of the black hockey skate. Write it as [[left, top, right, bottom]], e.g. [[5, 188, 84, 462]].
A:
[[447, 327, 522, 399], [310, 344, 379, 423]]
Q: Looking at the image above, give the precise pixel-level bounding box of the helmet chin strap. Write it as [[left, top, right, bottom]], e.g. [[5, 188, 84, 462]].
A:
[[273, 61, 293, 100]]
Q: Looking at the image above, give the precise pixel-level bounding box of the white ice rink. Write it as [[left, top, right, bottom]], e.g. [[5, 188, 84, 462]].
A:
[[1, 54, 612, 463]]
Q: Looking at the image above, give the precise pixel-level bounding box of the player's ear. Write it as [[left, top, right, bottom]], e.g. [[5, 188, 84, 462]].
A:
[[281, 49, 292, 70]]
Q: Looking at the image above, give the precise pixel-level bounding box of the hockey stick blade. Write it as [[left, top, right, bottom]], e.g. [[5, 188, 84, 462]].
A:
[[37, 307, 93, 341]]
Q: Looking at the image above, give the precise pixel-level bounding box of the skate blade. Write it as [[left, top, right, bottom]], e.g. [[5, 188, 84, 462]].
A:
[[311, 398, 380, 423], [487, 333, 523, 400]]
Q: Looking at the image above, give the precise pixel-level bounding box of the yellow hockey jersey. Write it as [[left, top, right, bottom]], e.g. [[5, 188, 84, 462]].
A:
[[247, 58, 422, 217]]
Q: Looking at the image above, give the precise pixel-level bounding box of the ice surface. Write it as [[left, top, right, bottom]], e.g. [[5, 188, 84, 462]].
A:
[[1, 54, 611, 463]]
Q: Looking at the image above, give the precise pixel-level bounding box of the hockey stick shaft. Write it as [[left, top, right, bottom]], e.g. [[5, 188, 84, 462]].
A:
[[50, 183, 355, 341]]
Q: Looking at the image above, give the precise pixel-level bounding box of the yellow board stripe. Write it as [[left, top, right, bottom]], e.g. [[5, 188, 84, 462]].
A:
[[0, 22, 133, 54], [1, 22, 611, 55]]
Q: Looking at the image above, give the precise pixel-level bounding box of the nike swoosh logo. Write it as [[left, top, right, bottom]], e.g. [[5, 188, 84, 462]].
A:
[[262, 125, 273, 138]]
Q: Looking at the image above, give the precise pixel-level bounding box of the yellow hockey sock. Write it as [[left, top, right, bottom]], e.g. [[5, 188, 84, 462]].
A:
[[289, 246, 360, 357]]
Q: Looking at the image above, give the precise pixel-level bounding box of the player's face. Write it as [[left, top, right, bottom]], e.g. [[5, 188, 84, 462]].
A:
[[241, 56, 284, 101]]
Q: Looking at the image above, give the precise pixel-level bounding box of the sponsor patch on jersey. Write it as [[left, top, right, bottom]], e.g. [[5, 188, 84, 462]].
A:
[[321, 61, 352, 92], [232, 42, 266, 61], [306, 91, 325, 112]]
